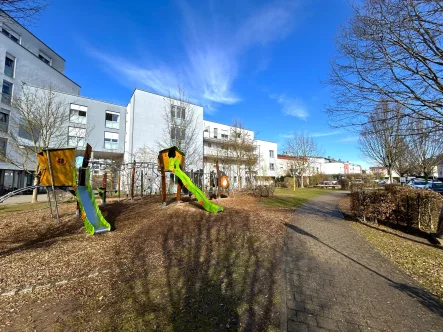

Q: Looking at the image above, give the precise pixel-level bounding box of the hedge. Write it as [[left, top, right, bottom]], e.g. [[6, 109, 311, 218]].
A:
[[350, 186, 443, 233]]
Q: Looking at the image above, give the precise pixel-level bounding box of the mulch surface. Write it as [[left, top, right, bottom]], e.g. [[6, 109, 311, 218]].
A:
[[0, 194, 290, 331]]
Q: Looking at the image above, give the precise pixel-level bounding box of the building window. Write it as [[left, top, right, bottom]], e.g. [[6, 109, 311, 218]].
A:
[[68, 127, 86, 147], [269, 150, 274, 158], [2, 80, 12, 105], [1, 25, 20, 43], [69, 104, 87, 124], [4, 54, 15, 78], [0, 109, 9, 132], [171, 105, 185, 119], [221, 131, 228, 139], [38, 51, 52, 65], [0, 137, 6, 157], [213, 128, 218, 139], [170, 126, 185, 141], [104, 132, 119, 150], [270, 163, 275, 171], [105, 111, 120, 129]]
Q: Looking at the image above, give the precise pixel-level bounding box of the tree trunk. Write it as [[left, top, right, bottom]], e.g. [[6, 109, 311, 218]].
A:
[[300, 174, 304, 188], [388, 168, 393, 184], [32, 165, 40, 203]]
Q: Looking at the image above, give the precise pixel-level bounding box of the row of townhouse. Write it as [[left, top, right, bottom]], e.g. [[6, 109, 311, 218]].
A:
[[0, 13, 361, 194]]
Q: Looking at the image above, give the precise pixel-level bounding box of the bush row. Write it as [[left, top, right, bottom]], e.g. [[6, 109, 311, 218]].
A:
[[350, 186, 443, 233]]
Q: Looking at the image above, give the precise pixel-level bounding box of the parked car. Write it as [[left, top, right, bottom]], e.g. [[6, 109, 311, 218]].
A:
[[426, 181, 443, 194], [407, 178, 428, 189]]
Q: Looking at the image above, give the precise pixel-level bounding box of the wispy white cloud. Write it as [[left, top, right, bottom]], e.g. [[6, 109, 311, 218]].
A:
[[310, 130, 343, 137], [278, 132, 293, 139], [338, 136, 360, 142], [86, 1, 299, 111], [270, 94, 308, 119]]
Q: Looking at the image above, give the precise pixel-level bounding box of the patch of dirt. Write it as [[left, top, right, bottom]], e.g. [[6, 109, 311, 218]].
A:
[[0, 194, 290, 331]]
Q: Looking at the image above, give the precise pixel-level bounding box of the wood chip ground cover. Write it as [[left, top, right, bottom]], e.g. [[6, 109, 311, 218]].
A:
[[339, 195, 443, 300], [0, 194, 290, 331]]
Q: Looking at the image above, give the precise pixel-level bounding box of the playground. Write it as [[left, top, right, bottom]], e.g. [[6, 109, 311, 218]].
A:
[[0, 145, 343, 330], [0, 191, 293, 331]]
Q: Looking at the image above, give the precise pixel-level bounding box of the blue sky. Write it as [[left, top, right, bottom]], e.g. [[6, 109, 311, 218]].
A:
[[30, 0, 369, 168]]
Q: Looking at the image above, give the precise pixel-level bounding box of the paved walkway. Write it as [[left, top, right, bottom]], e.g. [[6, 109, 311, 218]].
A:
[[0, 194, 47, 205], [282, 192, 443, 332]]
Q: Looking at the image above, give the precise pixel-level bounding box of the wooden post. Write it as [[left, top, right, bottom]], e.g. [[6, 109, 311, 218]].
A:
[[102, 172, 107, 205], [176, 157, 183, 202], [161, 168, 166, 206], [216, 161, 221, 198], [131, 160, 135, 200], [46, 149, 60, 223]]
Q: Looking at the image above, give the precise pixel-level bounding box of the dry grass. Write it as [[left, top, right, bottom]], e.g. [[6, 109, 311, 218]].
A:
[[0, 194, 290, 331], [339, 195, 443, 299]]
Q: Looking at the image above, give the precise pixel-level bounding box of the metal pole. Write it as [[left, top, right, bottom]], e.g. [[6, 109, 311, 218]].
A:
[[118, 171, 121, 202], [46, 149, 60, 223], [46, 187, 53, 218], [131, 160, 135, 200], [141, 170, 144, 198]]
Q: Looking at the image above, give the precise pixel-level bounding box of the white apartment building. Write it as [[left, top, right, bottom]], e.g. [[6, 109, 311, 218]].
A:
[[255, 139, 277, 179], [0, 13, 80, 192], [2, 13, 367, 195], [277, 155, 362, 178]]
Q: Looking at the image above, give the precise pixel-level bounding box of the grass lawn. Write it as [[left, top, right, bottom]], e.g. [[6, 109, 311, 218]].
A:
[[261, 187, 338, 209], [0, 201, 49, 214], [339, 195, 443, 300]]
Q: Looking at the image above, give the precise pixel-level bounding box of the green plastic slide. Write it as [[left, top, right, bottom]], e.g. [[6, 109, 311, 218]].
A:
[[74, 168, 111, 235], [171, 158, 223, 213]]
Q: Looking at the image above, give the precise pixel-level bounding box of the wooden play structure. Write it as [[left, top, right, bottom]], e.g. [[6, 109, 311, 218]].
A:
[[158, 146, 223, 213]]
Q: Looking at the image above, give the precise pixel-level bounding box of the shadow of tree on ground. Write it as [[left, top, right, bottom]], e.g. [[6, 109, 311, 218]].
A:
[[102, 208, 281, 331]]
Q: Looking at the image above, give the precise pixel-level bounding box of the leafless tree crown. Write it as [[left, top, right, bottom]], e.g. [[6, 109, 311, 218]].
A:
[[328, 0, 443, 133], [157, 86, 202, 170], [0, 1, 47, 24]]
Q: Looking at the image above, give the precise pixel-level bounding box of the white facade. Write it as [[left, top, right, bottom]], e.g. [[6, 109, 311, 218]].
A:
[[277, 155, 362, 177], [0, 13, 81, 192], [125, 89, 204, 170], [255, 140, 277, 178]]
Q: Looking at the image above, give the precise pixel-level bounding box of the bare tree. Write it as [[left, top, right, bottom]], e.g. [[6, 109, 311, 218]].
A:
[[157, 86, 202, 170], [359, 102, 405, 183], [392, 137, 414, 177], [285, 132, 321, 188], [220, 121, 257, 190], [407, 119, 443, 179], [327, 0, 443, 133], [0, 1, 47, 23], [1, 84, 69, 202]]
